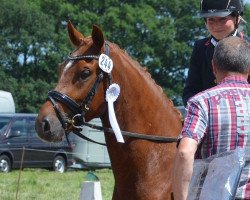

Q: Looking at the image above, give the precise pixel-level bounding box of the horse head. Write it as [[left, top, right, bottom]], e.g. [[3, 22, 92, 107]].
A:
[[35, 21, 111, 142]]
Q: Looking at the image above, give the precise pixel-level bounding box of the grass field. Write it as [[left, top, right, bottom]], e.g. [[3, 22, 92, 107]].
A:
[[0, 168, 114, 200]]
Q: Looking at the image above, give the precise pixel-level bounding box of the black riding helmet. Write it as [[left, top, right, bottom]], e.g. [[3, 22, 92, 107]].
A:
[[200, 0, 244, 18]]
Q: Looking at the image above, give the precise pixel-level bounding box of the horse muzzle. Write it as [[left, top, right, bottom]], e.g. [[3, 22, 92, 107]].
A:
[[35, 105, 66, 142]]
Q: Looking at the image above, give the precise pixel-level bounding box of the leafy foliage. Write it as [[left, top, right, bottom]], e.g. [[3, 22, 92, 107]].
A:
[[1, 0, 250, 112]]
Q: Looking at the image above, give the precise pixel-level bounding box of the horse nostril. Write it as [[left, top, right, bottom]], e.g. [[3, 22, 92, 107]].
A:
[[42, 118, 51, 133]]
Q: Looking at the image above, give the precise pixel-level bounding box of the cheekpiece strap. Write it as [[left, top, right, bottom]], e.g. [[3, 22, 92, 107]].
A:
[[104, 41, 110, 56]]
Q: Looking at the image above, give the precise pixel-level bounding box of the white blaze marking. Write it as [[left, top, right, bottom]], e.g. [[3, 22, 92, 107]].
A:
[[64, 61, 73, 72]]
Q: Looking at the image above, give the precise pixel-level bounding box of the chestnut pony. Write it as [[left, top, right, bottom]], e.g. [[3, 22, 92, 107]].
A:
[[35, 21, 182, 200]]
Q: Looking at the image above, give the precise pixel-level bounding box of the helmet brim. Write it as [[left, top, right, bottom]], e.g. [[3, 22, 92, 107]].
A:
[[200, 11, 232, 18]]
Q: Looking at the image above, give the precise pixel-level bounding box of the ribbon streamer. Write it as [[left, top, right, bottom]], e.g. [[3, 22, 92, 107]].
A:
[[106, 84, 124, 143]]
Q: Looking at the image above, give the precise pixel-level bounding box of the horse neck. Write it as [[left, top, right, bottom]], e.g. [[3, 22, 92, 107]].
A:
[[99, 45, 181, 199], [103, 46, 182, 137]]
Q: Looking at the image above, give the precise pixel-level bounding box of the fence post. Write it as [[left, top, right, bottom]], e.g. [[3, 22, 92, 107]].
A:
[[79, 171, 102, 200], [79, 181, 102, 200]]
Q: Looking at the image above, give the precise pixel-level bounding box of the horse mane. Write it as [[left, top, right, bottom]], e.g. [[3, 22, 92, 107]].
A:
[[109, 41, 183, 121]]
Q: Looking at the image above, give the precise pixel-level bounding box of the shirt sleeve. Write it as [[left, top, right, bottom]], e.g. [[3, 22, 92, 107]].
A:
[[179, 99, 208, 144]]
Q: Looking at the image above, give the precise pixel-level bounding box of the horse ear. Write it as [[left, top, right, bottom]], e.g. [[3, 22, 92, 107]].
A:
[[67, 20, 84, 47], [92, 25, 104, 50]]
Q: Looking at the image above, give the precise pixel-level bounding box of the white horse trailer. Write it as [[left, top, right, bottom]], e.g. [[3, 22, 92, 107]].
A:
[[0, 90, 15, 113], [71, 118, 111, 169]]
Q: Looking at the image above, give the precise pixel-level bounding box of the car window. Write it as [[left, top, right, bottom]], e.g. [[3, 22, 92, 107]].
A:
[[0, 117, 11, 135], [9, 118, 27, 138], [27, 117, 36, 136]]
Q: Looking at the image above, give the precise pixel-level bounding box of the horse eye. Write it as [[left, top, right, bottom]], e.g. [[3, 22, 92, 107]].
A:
[[80, 69, 91, 80]]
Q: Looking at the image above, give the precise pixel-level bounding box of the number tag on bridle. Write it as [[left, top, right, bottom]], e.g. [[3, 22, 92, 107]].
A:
[[99, 54, 113, 73]]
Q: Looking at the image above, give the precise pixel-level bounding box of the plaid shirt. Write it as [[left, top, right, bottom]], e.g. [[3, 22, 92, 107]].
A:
[[180, 75, 250, 199]]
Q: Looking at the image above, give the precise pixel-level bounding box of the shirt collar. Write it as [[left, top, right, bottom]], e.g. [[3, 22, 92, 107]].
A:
[[219, 75, 248, 85], [211, 30, 238, 47]]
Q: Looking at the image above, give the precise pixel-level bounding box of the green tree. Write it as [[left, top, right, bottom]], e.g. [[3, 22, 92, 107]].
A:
[[0, 0, 58, 112], [1, 0, 250, 112]]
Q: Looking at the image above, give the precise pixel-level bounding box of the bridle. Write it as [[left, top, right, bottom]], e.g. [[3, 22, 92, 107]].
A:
[[47, 41, 178, 145], [48, 41, 111, 130]]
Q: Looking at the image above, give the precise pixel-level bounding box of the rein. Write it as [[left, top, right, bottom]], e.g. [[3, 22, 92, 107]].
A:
[[47, 41, 178, 145], [75, 120, 178, 145], [66, 118, 178, 146]]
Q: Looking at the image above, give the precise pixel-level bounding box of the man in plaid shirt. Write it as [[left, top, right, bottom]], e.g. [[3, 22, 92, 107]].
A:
[[173, 36, 250, 200]]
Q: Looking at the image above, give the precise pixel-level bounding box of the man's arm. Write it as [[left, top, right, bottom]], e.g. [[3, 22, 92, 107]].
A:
[[173, 137, 198, 200]]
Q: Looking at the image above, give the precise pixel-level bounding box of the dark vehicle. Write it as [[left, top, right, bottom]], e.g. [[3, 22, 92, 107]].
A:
[[0, 113, 75, 173]]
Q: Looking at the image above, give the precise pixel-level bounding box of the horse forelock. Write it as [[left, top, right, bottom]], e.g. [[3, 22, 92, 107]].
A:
[[62, 37, 98, 73]]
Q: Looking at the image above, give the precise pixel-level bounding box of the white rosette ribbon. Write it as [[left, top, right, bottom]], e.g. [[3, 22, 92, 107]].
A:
[[106, 83, 124, 143]]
